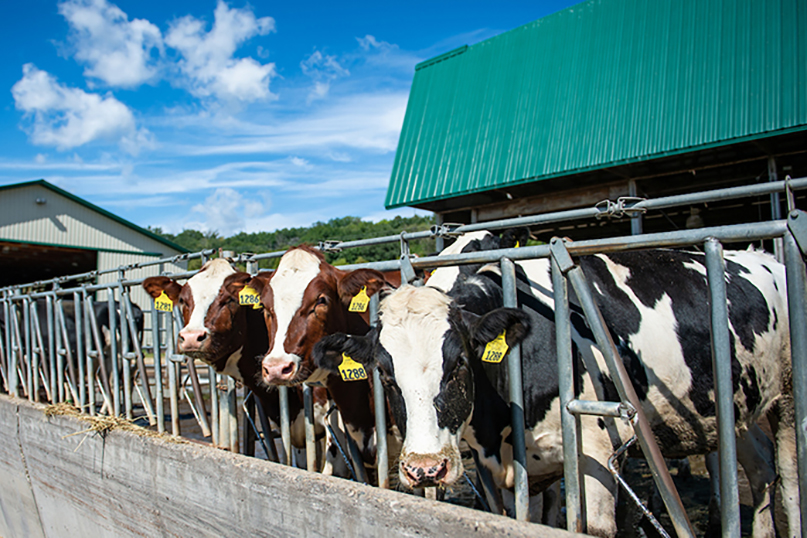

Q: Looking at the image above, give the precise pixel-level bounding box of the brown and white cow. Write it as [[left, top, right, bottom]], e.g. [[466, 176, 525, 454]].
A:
[[247, 246, 397, 464], [142, 258, 330, 467]]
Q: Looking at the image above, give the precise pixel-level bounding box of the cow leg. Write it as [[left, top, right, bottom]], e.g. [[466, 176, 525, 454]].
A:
[[704, 451, 722, 537], [735, 424, 776, 538], [767, 396, 800, 538], [541, 480, 562, 527], [581, 451, 619, 538]]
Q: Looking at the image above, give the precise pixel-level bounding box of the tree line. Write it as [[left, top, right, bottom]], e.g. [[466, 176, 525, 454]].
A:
[[150, 215, 437, 269]]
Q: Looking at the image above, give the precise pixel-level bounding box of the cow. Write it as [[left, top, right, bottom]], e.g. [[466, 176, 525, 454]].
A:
[[313, 246, 798, 538], [142, 259, 334, 470], [246, 245, 397, 469]]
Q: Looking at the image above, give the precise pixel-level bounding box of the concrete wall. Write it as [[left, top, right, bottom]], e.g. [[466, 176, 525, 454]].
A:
[[0, 395, 583, 538]]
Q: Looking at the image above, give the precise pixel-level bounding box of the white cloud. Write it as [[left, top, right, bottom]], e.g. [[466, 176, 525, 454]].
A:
[[301, 50, 349, 102], [356, 34, 421, 72], [190, 187, 266, 235], [59, 0, 163, 88], [166, 1, 276, 103], [11, 64, 151, 153]]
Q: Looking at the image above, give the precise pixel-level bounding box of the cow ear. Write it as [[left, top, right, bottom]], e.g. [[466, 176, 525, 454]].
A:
[[313, 332, 375, 371], [247, 272, 271, 296], [469, 308, 531, 351], [143, 276, 182, 303], [337, 269, 389, 306], [223, 272, 251, 295]]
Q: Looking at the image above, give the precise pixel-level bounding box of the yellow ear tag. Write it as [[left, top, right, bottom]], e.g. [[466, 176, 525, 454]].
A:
[[515, 241, 521, 248], [239, 285, 262, 309], [338, 353, 367, 382], [348, 286, 370, 313], [154, 291, 173, 312], [481, 331, 509, 363]]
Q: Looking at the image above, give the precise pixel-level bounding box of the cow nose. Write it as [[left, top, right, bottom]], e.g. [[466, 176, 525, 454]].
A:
[[401, 457, 450, 487], [262, 359, 297, 384], [178, 329, 207, 352]]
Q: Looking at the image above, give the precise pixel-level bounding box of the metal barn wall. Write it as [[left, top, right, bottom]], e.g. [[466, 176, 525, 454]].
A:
[[386, 0, 807, 209]]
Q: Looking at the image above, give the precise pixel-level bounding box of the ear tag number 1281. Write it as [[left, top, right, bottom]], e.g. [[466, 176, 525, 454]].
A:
[[239, 285, 262, 309], [481, 331, 509, 363], [338, 353, 367, 381], [348, 286, 370, 313], [155, 291, 173, 312]]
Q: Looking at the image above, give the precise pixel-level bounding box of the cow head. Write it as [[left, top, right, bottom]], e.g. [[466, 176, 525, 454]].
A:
[[247, 245, 389, 386], [142, 259, 253, 371], [312, 285, 529, 488]]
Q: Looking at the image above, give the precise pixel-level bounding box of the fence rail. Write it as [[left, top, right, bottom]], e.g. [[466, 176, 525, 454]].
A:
[[1, 177, 806, 536]]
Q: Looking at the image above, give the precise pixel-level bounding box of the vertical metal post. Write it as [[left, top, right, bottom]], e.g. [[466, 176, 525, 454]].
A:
[[783, 231, 807, 528], [46, 295, 56, 403], [304, 383, 317, 471], [769, 157, 783, 262], [119, 279, 132, 419], [29, 301, 44, 403], [165, 301, 179, 436], [107, 291, 120, 416], [82, 290, 96, 416], [151, 296, 165, 433], [500, 257, 529, 521], [23, 296, 33, 401], [551, 257, 584, 533], [629, 179, 643, 235], [125, 292, 155, 423], [74, 291, 86, 411], [370, 293, 389, 488], [4, 296, 16, 397], [0, 298, 7, 394], [434, 213, 445, 253], [243, 259, 259, 456], [209, 366, 219, 446], [278, 385, 291, 465], [704, 238, 741, 538]]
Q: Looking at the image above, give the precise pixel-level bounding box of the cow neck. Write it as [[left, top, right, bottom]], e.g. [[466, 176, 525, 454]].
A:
[[324, 372, 376, 457]]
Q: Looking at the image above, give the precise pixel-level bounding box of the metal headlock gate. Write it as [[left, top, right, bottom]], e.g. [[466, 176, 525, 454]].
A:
[[1, 177, 806, 537]]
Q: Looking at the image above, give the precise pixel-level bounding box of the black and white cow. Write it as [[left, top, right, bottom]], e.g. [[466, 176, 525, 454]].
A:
[[314, 245, 798, 538]]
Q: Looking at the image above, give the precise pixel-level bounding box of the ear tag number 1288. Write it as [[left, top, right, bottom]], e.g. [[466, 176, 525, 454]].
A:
[[338, 353, 367, 381], [348, 286, 370, 313], [155, 291, 173, 312], [481, 331, 509, 363], [239, 286, 262, 309]]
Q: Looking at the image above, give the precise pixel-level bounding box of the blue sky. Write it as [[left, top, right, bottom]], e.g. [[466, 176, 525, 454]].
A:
[[1, 0, 578, 236]]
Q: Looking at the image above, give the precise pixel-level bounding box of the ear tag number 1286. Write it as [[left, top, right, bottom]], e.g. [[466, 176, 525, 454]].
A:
[[339, 353, 367, 381], [239, 285, 262, 309], [481, 331, 509, 363], [348, 286, 370, 313], [155, 291, 173, 312]]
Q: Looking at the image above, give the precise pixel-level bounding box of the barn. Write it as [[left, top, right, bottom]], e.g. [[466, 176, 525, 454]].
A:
[[0, 179, 188, 308], [387, 0, 807, 243]]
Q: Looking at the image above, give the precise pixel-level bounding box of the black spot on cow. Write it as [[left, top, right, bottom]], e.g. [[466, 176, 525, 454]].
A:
[[532, 454, 541, 461], [741, 365, 762, 415], [598, 418, 606, 430]]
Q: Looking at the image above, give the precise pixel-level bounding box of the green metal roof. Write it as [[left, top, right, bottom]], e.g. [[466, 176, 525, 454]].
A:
[[0, 179, 189, 253], [386, 0, 807, 209]]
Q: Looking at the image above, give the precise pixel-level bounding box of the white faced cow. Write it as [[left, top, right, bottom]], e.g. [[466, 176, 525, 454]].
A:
[[314, 247, 798, 538]]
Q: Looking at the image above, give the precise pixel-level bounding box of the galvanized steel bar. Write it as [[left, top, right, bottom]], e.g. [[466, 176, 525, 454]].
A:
[[107, 292, 120, 416], [0, 300, 7, 394], [557, 240, 695, 538], [566, 400, 632, 418], [209, 367, 219, 446], [86, 295, 113, 414], [227, 377, 238, 452], [500, 257, 528, 521], [10, 298, 24, 398], [4, 297, 14, 397], [254, 396, 280, 462], [370, 293, 389, 489], [783, 231, 807, 529], [56, 298, 78, 403], [551, 256, 583, 533], [119, 282, 133, 419], [303, 383, 317, 472], [82, 291, 96, 416], [278, 385, 291, 465], [73, 291, 86, 411], [46, 295, 56, 403], [165, 303, 179, 436], [151, 300, 165, 433], [28, 301, 43, 402], [704, 239, 741, 538], [218, 375, 229, 449], [23, 296, 33, 401], [124, 295, 155, 424]]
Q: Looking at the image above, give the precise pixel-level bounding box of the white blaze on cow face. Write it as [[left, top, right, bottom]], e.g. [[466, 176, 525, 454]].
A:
[[378, 286, 468, 487], [180, 259, 236, 342], [262, 249, 322, 382]]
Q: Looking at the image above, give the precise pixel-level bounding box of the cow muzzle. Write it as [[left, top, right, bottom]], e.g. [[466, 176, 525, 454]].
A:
[[400, 455, 451, 488], [178, 329, 208, 353], [262, 357, 299, 385]]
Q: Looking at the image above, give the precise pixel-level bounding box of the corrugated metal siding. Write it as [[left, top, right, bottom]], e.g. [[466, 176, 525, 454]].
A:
[[0, 184, 179, 255], [386, 0, 807, 208], [97, 252, 186, 310]]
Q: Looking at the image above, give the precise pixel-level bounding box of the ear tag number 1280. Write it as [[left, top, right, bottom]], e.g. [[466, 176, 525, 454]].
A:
[[239, 285, 262, 309], [348, 286, 370, 313], [481, 331, 509, 363], [339, 353, 367, 381]]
